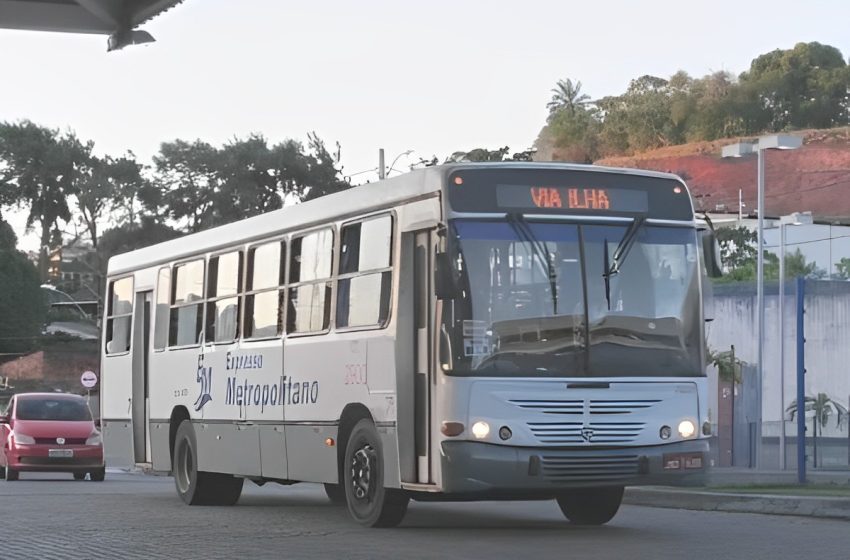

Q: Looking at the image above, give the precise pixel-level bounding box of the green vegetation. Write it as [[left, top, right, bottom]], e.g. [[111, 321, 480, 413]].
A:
[[0, 223, 47, 361], [539, 42, 850, 160], [0, 123, 351, 282]]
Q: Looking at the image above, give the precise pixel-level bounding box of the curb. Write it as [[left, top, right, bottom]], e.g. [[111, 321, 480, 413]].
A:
[[624, 487, 850, 520]]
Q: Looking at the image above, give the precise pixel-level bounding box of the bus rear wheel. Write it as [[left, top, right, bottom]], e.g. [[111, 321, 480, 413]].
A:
[[556, 486, 624, 525], [173, 420, 243, 506], [343, 419, 408, 527]]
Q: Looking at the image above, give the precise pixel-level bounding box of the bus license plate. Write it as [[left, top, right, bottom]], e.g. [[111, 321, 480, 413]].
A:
[[49, 449, 74, 458]]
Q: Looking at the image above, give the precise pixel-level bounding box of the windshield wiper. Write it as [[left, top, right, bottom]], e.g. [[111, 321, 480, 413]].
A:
[[506, 213, 558, 314], [602, 217, 646, 310]]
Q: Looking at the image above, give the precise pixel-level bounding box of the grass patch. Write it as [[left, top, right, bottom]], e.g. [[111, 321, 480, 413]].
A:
[[708, 485, 850, 497]]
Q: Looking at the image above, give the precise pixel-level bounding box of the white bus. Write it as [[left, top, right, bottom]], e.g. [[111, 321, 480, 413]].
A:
[[101, 163, 719, 527]]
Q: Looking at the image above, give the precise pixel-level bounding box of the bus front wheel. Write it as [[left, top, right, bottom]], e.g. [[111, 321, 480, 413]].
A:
[[343, 419, 408, 527], [556, 486, 624, 525], [173, 420, 243, 506]]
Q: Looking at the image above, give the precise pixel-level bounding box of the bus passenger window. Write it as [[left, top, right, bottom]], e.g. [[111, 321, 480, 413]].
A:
[[244, 241, 286, 339], [169, 259, 204, 347], [206, 251, 242, 344], [153, 267, 170, 350], [105, 277, 134, 354], [337, 215, 393, 328], [288, 229, 333, 333]]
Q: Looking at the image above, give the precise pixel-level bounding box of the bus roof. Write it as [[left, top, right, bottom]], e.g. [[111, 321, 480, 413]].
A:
[[107, 163, 687, 276]]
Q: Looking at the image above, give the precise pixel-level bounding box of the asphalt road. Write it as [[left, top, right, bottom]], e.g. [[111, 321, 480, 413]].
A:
[[0, 471, 847, 560]]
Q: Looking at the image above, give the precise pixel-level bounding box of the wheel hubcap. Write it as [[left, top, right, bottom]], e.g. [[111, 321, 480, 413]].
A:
[[350, 444, 375, 501]]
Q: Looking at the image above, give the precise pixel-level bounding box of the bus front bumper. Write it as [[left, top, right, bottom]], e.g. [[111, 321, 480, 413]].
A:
[[439, 439, 709, 496]]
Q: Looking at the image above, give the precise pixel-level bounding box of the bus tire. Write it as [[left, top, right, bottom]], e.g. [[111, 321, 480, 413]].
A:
[[324, 483, 346, 504], [343, 419, 408, 527], [173, 420, 244, 506], [556, 486, 624, 525]]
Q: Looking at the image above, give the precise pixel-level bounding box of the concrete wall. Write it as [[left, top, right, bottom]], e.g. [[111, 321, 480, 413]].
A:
[[708, 281, 850, 469]]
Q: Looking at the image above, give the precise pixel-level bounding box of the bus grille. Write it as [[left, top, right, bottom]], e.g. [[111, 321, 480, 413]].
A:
[[509, 400, 583, 414], [589, 400, 661, 414], [509, 399, 660, 416], [528, 422, 645, 444], [540, 454, 640, 483]]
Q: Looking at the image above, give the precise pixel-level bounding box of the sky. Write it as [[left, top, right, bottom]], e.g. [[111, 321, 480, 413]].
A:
[[2, 0, 850, 252]]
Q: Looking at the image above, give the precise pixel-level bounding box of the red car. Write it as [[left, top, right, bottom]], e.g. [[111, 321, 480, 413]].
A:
[[0, 393, 105, 481]]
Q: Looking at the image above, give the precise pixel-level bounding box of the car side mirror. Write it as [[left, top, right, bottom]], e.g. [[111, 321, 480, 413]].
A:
[[94, 418, 102, 429], [0, 415, 9, 424]]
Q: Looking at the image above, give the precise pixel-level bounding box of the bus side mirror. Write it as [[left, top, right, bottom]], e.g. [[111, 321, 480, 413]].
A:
[[434, 252, 458, 300], [701, 231, 723, 278]]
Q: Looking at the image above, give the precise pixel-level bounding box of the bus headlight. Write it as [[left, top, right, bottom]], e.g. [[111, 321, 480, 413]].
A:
[[471, 421, 490, 439], [678, 420, 696, 439]]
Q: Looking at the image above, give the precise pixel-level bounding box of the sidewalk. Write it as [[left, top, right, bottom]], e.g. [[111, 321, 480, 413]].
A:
[[624, 468, 850, 520]]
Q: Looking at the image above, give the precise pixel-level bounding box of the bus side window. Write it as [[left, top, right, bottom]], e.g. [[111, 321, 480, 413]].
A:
[[205, 251, 242, 344], [337, 215, 393, 329], [244, 240, 286, 339], [288, 229, 334, 333], [153, 267, 170, 351], [105, 277, 134, 354], [169, 259, 205, 347]]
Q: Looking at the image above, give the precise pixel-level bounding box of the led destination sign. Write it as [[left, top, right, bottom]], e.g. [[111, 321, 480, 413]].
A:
[[447, 168, 692, 220], [496, 185, 649, 213]]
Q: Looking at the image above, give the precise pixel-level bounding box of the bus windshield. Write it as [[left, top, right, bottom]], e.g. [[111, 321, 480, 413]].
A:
[[440, 219, 703, 377]]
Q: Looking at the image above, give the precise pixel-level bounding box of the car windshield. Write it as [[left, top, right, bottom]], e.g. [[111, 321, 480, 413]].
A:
[[16, 398, 92, 421], [440, 219, 703, 377]]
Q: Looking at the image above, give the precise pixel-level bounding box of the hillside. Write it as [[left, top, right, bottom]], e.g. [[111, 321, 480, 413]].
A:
[[592, 128, 850, 222]]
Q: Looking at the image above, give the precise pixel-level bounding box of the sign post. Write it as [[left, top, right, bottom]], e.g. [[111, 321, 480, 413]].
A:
[[81, 370, 98, 403]]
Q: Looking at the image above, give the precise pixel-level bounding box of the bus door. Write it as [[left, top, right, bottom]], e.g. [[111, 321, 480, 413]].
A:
[[131, 290, 152, 464], [413, 230, 435, 484]]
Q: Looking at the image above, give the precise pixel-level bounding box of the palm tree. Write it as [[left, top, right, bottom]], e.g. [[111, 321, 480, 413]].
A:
[[547, 78, 591, 115], [786, 393, 848, 468]]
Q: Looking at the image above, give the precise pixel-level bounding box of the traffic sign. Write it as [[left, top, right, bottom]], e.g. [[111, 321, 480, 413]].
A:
[[81, 370, 98, 389]]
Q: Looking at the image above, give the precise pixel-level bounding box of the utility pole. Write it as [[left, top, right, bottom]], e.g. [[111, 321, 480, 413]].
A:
[[378, 149, 386, 180], [738, 189, 744, 221]]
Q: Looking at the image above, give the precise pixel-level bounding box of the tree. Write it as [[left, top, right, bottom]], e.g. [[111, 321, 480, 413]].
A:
[[152, 139, 222, 233], [547, 78, 590, 115], [707, 346, 744, 383], [98, 217, 183, 268], [834, 257, 850, 280], [0, 121, 90, 280], [0, 217, 16, 250], [445, 146, 510, 163], [740, 42, 850, 131], [786, 393, 848, 467], [107, 153, 151, 228], [149, 133, 351, 232], [0, 229, 47, 362], [716, 226, 757, 270]]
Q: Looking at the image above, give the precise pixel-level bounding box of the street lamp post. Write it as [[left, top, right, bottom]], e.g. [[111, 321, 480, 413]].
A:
[[721, 134, 803, 469], [777, 212, 812, 470]]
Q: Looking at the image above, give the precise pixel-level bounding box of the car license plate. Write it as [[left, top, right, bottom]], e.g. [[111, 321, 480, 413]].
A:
[[49, 449, 74, 458]]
